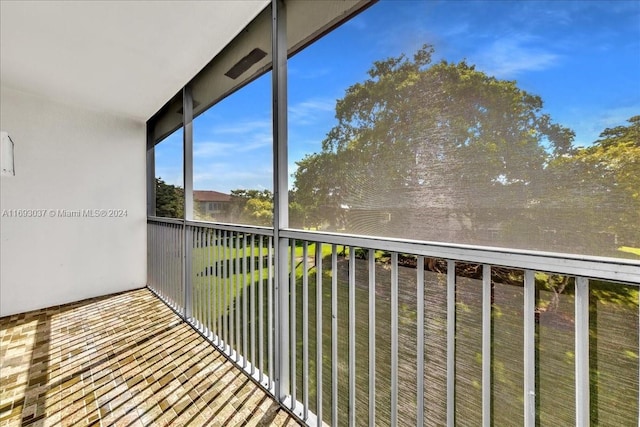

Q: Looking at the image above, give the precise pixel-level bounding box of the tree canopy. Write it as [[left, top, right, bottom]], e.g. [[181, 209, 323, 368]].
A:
[[227, 189, 273, 226], [293, 45, 573, 242], [155, 177, 184, 218], [291, 45, 638, 255], [541, 116, 640, 251]]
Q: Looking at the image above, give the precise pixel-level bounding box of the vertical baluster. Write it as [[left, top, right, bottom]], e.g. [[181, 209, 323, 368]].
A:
[[166, 224, 170, 302], [193, 228, 197, 325], [218, 229, 224, 344], [196, 228, 201, 327], [259, 235, 265, 384], [290, 240, 297, 410], [230, 231, 236, 356], [575, 276, 590, 426], [316, 242, 323, 426], [251, 234, 256, 376], [192, 228, 197, 325], [447, 260, 456, 427], [158, 224, 161, 294], [174, 224, 178, 308], [178, 224, 182, 309], [235, 233, 241, 361], [214, 229, 220, 344], [349, 247, 356, 427], [524, 270, 536, 427], [162, 224, 166, 298], [222, 230, 228, 353], [207, 230, 212, 337], [169, 224, 173, 303], [368, 248, 376, 427], [331, 244, 338, 427], [201, 228, 205, 327], [184, 225, 191, 319], [268, 236, 274, 389], [214, 229, 220, 345], [391, 252, 398, 427], [168, 224, 172, 304], [169, 224, 172, 303], [243, 233, 248, 368], [417, 256, 425, 427], [482, 265, 492, 427], [158, 224, 162, 298], [202, 229, 207, 335], [302, 241, 309, 421], [179, 224, 183, 308], [170, 225, 174, 306]]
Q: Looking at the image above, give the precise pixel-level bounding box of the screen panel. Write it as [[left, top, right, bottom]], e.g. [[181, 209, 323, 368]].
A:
[[287, 0, 640, 259]]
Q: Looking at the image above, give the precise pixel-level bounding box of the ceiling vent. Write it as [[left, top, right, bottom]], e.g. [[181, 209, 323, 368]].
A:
[[224, 48, 267, 79]]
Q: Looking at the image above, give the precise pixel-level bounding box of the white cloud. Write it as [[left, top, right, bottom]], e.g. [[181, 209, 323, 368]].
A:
[[288, 98, 335, 125], [473, 35, 560, 78], [442, 22, 470, 38], [236, 132, 272, 152], [571, 105, 640, 147], [288, 67, 332, 80], [193, 127, 272, 159], [193, 161, 272, 192], [211, 119, 271, 135], [193, 141, 235, 157]]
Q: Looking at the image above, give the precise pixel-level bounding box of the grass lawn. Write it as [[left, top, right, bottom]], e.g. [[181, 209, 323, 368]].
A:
[[619, 246, 640, 257]]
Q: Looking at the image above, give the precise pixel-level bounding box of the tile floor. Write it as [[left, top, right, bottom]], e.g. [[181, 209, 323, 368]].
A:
[[0, 288, 301, 426]]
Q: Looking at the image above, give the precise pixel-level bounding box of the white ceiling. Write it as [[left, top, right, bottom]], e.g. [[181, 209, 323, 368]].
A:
[[0, 0, 269, 121]]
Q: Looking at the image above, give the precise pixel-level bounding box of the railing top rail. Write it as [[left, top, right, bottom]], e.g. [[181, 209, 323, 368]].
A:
[[186, 220, 274, 235], [280, 229, 640, 285], [147, 216, 184, 225], [147, 216, 275, 236], [146, 217, 639, 283]]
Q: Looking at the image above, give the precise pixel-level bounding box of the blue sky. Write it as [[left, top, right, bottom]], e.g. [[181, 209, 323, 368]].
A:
[[156, 0, 640, 193]]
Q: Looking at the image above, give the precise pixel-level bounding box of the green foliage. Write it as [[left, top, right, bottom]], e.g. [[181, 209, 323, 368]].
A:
[[155, 177, 184, 218], [292, 44, 574, 238], [291, 44, 638, 256], [227, 189, 309, 228], [229, 189, 274, 226], [243, 198, 273, 226], [289, 201, 305, 228], [543, 116, 640, 250]]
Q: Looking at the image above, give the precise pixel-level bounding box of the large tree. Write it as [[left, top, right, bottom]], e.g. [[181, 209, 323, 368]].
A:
[[539, 116, 640, 253], [293, 45, 573, 243]]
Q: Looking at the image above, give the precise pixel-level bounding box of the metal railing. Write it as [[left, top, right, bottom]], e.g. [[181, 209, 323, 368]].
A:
[[147, 216, 640, 426], [147, 218, 185, 313]]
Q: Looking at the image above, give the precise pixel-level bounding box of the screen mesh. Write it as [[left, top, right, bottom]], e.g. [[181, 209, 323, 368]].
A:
[[288, 0, 640, 259]]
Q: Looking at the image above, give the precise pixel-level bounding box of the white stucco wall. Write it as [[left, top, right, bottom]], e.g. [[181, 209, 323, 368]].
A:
[[0, 86, 146, 316]]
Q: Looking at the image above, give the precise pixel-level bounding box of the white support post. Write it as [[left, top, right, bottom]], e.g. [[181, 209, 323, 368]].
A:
[[183, 87, 193, 320], [272, 0, 290, 404]]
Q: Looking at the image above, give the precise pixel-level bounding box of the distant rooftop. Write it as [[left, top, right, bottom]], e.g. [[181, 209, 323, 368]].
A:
[[193, 190, 232, 203]]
